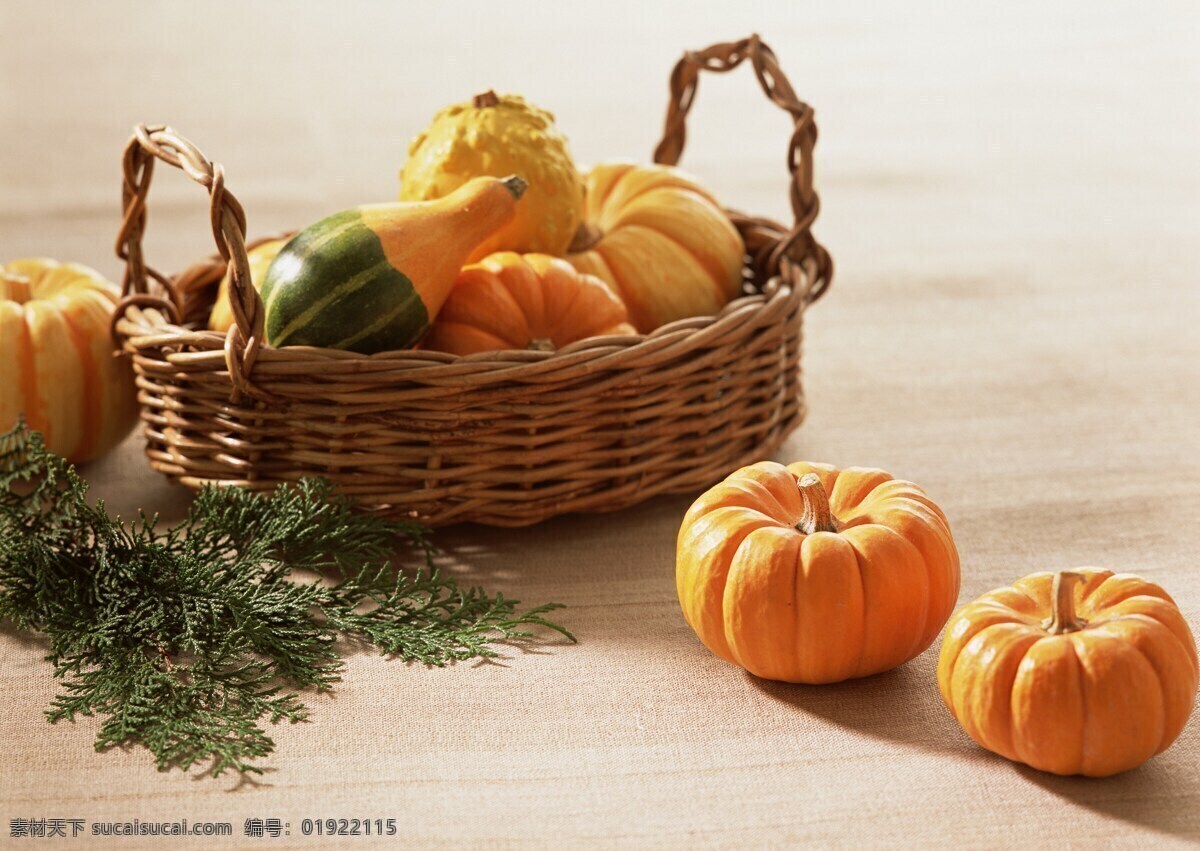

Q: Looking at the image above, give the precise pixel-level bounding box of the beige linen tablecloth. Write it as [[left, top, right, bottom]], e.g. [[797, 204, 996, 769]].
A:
[[2, 2, 1198, 847]]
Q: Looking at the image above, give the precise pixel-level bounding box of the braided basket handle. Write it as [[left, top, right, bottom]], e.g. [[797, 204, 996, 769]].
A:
[[114, 124, 264, 401], [654, 34, 832, 303]]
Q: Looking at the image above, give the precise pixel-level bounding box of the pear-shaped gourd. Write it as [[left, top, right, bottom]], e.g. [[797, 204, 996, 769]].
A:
[[261, 175, 526, 354]]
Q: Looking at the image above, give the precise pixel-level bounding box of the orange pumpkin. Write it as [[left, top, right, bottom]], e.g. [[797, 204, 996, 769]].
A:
[[566, 162, 745, 333], [0, 259, 138, 463], [423, 252, 635, 355], [938, 569, 1198, 777], [677, 462, 960, 684]]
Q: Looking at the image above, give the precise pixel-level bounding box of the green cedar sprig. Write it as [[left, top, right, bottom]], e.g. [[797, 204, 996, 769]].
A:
[[0, 423, 572, 777]]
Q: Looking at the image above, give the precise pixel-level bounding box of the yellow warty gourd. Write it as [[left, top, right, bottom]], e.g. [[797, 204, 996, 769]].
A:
[[400, 91, 584, 260]]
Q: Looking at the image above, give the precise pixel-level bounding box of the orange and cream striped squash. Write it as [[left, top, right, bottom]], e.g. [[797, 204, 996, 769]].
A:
[[566, 162, 745, 333], [424, 252, 635, 355], [0, 259, 138, 463], [676, 461, 960, 684], [938, 569, 1198, 776]]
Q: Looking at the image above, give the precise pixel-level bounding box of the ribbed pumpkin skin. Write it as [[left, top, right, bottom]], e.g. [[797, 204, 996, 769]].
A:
[[401, 92, 583, 259], [0, 259, 138, 463], [423, 252, 635, 355], [938, 569, 1199, 777], [261, 176, 522, 354], [567, 162, 746, 333], [209, 238, 287, 332], [676, 462, 960, 684]]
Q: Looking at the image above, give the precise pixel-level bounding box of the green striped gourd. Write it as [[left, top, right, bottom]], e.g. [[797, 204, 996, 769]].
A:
[[261, 175, 526, 353]]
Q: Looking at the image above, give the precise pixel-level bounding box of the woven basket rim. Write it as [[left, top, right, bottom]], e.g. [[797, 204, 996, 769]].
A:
[[124, 247, 816, 348], [116, 252, 815, 379]]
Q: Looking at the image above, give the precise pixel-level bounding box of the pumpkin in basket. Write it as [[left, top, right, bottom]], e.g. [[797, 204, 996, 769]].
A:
[[401, 90, 584, 259], [423, 252, 635, 355], [0, 259, 138, 463], [676, 462, 960, 684], [939, 569, 1198, 777], [566, 162, 746, 332], [209, 238, 287, 333]]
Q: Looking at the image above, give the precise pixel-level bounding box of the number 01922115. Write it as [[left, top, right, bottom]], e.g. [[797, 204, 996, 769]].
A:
[[300, 819, 397, 837]]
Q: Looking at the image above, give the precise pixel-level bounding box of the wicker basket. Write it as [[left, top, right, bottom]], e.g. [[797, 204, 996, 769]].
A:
[[111, 35, 832, 527]]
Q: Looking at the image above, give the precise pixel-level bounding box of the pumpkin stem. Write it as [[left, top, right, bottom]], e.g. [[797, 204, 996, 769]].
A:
[[473, 90, 501, 109], [1042, 571, 1089, 634], [568, 222, 604, 253], [528, 338, 556, 353], [500, 175, 528, 201], [795, 473, 840, 534], [2, 272, 33, 304]]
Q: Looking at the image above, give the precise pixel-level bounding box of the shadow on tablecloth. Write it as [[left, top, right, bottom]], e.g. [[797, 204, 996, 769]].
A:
[[745, 657, 973, 757], [749, 658, 1199, 840], [1016, 750, 1200, 840]]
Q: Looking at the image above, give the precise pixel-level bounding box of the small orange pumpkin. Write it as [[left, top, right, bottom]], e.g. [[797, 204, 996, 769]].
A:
[[939, 569, 1199, 777], [566, 162, 745, 333], [423, 252, 635, 355], [677, 462, 960, 684], [0, 259, 138, 463]]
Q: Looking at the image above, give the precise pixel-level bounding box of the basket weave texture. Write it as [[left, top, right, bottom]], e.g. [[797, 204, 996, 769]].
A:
[[111, 35, 832, 527]]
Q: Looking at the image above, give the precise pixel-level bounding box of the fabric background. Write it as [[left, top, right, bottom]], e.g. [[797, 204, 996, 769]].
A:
[[1, 1, 1197, 847]]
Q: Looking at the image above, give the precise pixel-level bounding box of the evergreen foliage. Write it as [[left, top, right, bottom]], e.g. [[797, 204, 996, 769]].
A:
[[0, 423, 571, 777]]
